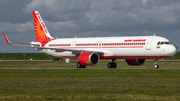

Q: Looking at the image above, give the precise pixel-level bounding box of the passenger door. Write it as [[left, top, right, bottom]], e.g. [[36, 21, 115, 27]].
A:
[[146, 38, 153, 50]]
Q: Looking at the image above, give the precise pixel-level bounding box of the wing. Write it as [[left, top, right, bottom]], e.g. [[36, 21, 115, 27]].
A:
[[3, 32, 40, 47], [3, 32, 104, 54]]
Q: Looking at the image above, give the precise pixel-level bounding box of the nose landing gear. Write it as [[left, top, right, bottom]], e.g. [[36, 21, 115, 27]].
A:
[[153, 58, 159, 69]]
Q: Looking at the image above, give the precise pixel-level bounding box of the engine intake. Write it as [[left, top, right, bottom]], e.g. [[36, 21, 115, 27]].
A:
[[78, 52, 99, 66], [126, 59, 146, 65]]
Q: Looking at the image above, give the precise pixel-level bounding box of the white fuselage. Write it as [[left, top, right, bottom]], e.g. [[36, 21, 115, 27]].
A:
[[41, 36, 177, 60]]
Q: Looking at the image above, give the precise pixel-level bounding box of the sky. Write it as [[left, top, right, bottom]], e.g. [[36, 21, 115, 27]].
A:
[[0, 0, 180, 53]]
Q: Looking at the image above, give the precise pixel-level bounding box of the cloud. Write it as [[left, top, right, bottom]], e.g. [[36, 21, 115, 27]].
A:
[[23, 0, 91, 22], [0, 0, 32, 23], [23, 0, 90, 13], [22, 0, 180, 34], [142, 0, 148, 6], [0, 21, 34, 34]]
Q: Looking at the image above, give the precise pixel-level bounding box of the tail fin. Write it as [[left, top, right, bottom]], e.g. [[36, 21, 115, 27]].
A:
[[33, 11, 53, 41]]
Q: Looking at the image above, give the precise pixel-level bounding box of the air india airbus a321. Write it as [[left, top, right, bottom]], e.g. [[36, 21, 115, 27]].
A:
[[3, 11, 177, 69]]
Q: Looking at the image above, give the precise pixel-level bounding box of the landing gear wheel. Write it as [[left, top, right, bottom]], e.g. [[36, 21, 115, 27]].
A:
[[112, 63, 117, 68], [77, 62, 81, 68], [154, 64, 159, 69], [82, 66, 86, 68], [153, 58, 159, 69], [108, 62, 112, 68], [108, 62, 117, 68], [77, 62, 86, 68]]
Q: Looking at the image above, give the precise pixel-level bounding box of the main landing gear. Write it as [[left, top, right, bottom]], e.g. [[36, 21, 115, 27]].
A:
[[107, 59, 117, 68], [153, 58, 159, 69], [77, 62, 86, 68]]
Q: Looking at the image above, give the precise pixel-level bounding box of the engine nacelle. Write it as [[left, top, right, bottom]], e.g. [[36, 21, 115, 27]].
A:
[[126, 59, 146, 65], [78, 52, 99, 66]]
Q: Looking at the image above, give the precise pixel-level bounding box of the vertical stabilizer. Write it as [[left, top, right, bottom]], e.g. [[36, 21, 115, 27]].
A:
[[33, 11, 53, 41]]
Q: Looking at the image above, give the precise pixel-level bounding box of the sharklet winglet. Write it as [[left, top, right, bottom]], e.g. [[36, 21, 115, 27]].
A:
[[3, 32, 10, 44]]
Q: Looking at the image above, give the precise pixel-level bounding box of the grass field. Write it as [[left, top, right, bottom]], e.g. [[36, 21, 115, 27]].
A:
[[0, 53, 55, 60], [0, 61, 180, 101]]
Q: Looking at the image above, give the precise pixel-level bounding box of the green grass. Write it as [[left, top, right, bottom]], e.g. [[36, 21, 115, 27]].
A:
[[0, 53, 55, 60], [0, 61, 180, 101]]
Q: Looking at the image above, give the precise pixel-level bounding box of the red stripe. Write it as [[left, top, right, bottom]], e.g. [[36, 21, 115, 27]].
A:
[[50, 46, 144, 49], [57, 56, 170, 59], [100, 56, 170, 59]]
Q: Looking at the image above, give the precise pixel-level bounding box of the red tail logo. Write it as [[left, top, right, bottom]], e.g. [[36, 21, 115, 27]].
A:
[[33, 11, 53, 41], [33, 11, 54, 47]]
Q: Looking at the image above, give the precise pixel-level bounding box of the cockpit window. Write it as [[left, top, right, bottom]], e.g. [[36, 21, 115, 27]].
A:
[[165, 42, 171, 45], [157, 42, 160, 45], [157, 41, 172, 45]]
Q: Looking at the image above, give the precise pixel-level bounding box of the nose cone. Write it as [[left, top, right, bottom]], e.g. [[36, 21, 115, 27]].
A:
[[167, 45, 177, 56]]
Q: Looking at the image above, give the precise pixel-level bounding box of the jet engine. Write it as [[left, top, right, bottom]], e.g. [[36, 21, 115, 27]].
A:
[[125, 58, 146, 65], [78, 52, 99, 66]]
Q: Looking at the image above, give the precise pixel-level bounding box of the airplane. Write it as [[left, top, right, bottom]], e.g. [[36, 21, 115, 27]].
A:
[[3, 11, 177, 69]]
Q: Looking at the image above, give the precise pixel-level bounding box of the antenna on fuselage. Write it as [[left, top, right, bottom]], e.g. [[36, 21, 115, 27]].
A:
[[153, 33, 156, 36]]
